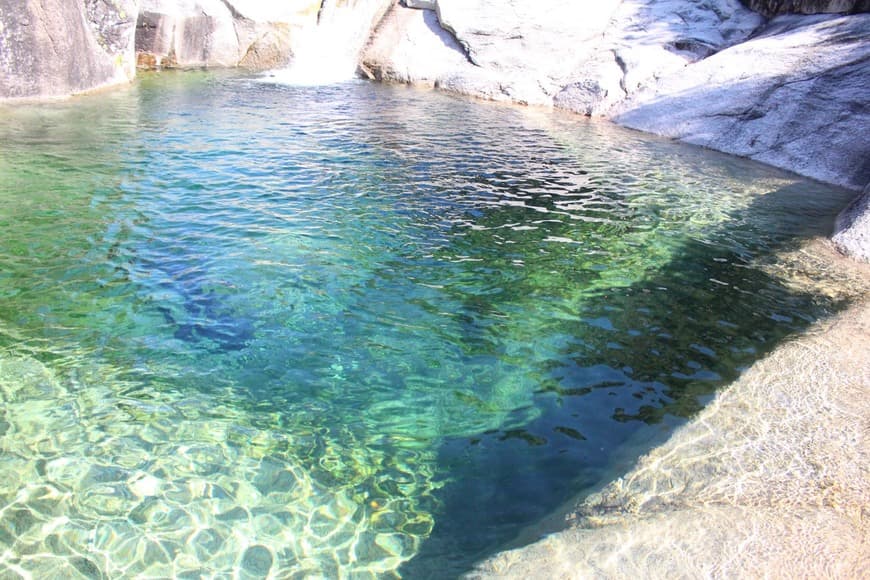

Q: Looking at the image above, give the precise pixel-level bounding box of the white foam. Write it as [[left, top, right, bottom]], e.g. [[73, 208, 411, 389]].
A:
[[262, 1, 380, 87]]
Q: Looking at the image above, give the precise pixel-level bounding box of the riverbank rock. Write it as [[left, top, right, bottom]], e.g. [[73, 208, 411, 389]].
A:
[[0, 0, 138, 100], [136, 0, 393, 75], [135, 0, 298, 70], [615, 13, 870, 190], [363, 0, 762, 109], [833, 185, 870, 262]]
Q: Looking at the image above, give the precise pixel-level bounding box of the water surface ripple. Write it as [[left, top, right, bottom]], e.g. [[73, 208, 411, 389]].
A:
[[0, 72, 856, 577]]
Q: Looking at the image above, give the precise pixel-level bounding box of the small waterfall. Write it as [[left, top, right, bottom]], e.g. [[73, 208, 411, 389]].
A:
[[266, 0, 392, 85]]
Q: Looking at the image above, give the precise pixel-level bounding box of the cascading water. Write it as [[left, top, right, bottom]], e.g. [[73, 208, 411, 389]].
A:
[[266, 0, 393, 85]]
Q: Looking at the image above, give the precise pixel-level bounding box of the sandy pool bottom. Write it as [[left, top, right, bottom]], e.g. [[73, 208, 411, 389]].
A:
[[472, 239, 870, 578]]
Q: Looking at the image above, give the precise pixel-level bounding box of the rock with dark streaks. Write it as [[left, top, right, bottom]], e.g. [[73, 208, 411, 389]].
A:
[[0, 0, 138, 99], [740, 0, 870, 16]]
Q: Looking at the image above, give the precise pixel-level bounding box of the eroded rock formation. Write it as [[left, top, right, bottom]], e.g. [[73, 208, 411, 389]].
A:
[[364, 0, 763, 110], [614, 13, 870, 191], [135, 0, 393, 74]]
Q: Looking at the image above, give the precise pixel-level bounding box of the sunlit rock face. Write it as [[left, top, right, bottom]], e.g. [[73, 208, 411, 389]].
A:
[[135, 0, 299, 69], [0, 0, 138, 99], [741, 0, 870, 16], [135, 0, 392, 78], [274, 0, 394, 84], [363, 0, 762, 110], [615, 13, 870, 191]]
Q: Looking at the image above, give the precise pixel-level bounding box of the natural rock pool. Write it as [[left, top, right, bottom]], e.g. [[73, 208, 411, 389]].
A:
[[0, 72, 858, 578]]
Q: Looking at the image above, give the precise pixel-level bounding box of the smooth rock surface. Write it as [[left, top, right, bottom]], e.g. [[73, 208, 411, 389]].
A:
[[404, 0, 437, 9], [833, 185, 870, 262], [0, 0, 137, 99], [135, 0, 297, 69], [362, 6, 468, 87], [615, 14, 870, 190], [364, 0, 762, 110]]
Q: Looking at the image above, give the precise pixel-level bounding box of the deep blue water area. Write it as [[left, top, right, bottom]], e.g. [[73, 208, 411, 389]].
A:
[[0, 71, 856, 578]]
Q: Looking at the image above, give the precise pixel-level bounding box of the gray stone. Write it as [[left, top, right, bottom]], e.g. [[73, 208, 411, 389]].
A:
[[361, 5, 468, 85], [403, 0, 437, 9], [240, 545, 273, 576], [135, 0, 293, 70], [364, 0, 763, 112], [832, 185, 870, 262], [0, 0, 137, 100], [741, 0, 870, 16], [614, 14, 870, 190]]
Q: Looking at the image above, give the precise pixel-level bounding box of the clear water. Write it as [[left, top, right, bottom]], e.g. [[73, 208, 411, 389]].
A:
[[0, 71, 856, 578]]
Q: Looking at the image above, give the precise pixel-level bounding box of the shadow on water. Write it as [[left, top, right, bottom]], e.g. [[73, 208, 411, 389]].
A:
[[400, 174, 857, 577]]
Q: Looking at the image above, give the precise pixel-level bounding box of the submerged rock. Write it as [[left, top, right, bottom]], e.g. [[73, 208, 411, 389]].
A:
[[472, 280, 870, 578], [0, 0, 138, 99]]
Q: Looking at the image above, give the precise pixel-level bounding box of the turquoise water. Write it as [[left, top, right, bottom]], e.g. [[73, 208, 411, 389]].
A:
[[0, 72, 856, 577]]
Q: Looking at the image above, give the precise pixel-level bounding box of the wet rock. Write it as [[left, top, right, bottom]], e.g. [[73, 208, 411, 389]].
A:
[[0, 0, 137, 100], [472, 298, 870, 577]]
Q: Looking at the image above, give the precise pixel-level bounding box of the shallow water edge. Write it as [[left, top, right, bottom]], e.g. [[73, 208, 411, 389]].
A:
[[471, 238, 870, 578]]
